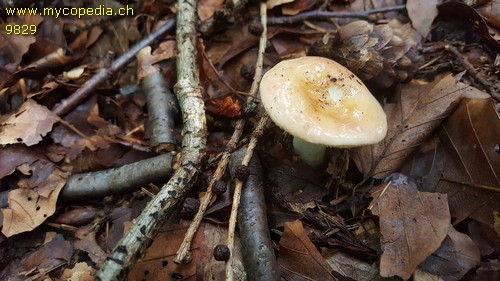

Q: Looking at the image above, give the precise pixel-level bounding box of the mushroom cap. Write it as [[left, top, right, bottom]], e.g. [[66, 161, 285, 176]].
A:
[[259, 56, 387, 147]]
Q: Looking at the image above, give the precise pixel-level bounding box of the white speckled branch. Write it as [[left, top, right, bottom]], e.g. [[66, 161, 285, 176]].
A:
[[95, 0, 207, 279]]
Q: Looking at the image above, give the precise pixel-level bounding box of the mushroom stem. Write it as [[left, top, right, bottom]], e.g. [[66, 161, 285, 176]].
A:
[[292, 137, 326, 167]]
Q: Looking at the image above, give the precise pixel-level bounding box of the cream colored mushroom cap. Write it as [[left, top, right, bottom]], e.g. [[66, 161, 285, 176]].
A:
[[260, 56, 387, 147]]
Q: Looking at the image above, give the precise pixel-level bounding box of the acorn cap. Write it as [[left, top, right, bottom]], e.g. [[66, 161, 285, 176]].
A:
[[259, 56, 387, 147]]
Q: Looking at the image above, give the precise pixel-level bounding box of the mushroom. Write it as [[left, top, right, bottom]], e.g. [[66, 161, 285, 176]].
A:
[[259, 56, 387, 167]]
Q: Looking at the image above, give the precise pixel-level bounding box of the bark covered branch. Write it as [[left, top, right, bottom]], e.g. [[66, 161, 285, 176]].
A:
[[174, 1, 268, 264], [59, 153, 174, 202], [94, 0, 206, 278], [229, 141, 279, 281], [267, 5, 406, 25], [138, 47, 179, 153]]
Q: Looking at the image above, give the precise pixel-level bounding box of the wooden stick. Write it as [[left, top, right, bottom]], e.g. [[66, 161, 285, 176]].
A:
[[224, 113, 269, 280], [174, 0, 268, 266], [267, 5, 406, 25], [94, 0, 206, 278]]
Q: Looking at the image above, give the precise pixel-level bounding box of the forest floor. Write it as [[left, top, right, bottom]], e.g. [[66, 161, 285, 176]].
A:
[[0, 0, 499, 280]]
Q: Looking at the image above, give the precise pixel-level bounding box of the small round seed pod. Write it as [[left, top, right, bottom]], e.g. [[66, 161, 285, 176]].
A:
[[213, 180, 227, 195], [234, 165, 250, 182], [248, 19, 264, 36], [213, 244, 231, 261], [180, 197, 200, 219], [240, 64, 256, 81]]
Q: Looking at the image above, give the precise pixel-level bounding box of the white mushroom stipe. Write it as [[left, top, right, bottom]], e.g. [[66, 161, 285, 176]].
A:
[[260, 56, 387, 167], [293, 137, 326, 168]]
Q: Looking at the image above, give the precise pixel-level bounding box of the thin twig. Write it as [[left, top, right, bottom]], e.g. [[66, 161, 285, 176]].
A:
[[94, 0, 206, 279], [228, 148, 280, 281], [173, 120, 243, 263], [173, 1, 268, 265], [223, 7, 269, 277], [224, 113, 270, 281], [444, 44, 499, 101], [267, 5, 406, 25], [52, 18, 176, 116]]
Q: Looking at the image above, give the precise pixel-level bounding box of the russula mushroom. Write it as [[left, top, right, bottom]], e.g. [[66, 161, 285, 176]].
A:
[[259, 56, 387, 167]]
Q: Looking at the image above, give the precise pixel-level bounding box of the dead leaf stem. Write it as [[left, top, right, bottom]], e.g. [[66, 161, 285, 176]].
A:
[[51, 18, 176, 117], [444, 45, 499, 101], [267, 4, 406, 25], [94, 0, 207, 279]]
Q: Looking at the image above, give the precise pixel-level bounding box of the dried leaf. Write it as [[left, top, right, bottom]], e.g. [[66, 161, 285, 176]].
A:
[[324, 251, 382, 281], [267, 0, 294, 10], [22, 47, 80, 72], [137, 46, 158, 81], [137, 44, 177, 82], [438, 2, 500, 52], [34, 15, 65, 45], [435, 98, 500, 227], [476, 0, 500, 27], [270, 35, 308, 58], [17, 160, 69, 197], [63, 65, 86, 80], [413, 268, 444, 281], [59, 262, 95, 281], [406, 0, 438, 37], [266, 164, 330, 213], [28, 16, 67, 59], [74, 224, 108, 264], [369, 183, 450, 280], [50, 97, 109, 160], [129, 220, 203, 280], [1, 180, 65, 237], [282, 0, 317, 16], [0, 30, 36, 65], [53, 207, 98, 226], [206, 23, 259, 67], [352, 73, 490, 179], [207, 96, 242, 118], [198, 222, 245, 280], [406, 136, 446, 191], [476, 259, 500, 280], [152, 40, 177, 59], [385, 20, 422, 63], [13, 232, 73, 278], [198, 0, 225, 21], [468, 220, 500, 255], [0, 152, 68, 237], [101, 207, 133, 252], [418, 227, 480, 280], [0, 100, 59, 146], [0, 145, 45, 180], [278, 220, 338, 280]]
